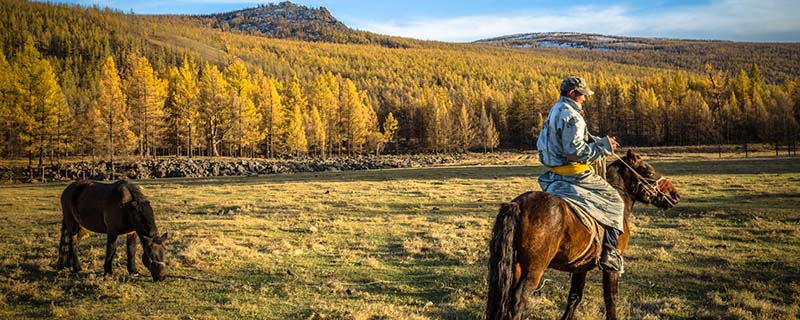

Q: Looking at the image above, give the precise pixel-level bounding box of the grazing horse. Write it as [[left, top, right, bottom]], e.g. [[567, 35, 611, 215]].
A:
[[486, 150, 681, 320], [57, 180, 168, 281]]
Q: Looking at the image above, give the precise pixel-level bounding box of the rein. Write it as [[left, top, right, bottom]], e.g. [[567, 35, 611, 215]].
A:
[[609, 152, 677, 207]]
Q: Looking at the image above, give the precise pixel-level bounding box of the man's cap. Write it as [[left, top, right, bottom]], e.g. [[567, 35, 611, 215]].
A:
[[560, 76, 594, 96]]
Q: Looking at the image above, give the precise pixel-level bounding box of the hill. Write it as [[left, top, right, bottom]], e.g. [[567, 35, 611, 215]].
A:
[[477, 32, 800, 82], [0, 0, 798, 166]]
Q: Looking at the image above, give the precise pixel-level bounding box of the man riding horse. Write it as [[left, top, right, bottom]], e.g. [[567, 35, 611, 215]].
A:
[[536, 76, 625, 273]]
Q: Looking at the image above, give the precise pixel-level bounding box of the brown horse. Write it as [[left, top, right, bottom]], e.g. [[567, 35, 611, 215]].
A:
[[486, 150, 681, 320], [57, 180, 168, 281]]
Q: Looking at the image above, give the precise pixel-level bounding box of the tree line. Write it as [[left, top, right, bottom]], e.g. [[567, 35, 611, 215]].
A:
[[1, 0, 799, 174]]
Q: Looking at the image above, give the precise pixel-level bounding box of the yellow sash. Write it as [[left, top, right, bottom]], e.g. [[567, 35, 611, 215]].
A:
[[549, 163, 592, 175]]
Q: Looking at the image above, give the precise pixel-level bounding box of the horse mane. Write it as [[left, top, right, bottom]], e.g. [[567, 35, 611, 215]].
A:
[[115, 180, 148, 204], [116, 180, 158, 238], [125, 181, 149, 203]]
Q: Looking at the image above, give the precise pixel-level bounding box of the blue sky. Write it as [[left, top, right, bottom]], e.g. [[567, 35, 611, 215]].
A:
[[49, 0, 800, 42]]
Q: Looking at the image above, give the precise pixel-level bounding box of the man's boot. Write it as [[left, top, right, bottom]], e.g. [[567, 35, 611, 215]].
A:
[[600, 227, 624, 273]]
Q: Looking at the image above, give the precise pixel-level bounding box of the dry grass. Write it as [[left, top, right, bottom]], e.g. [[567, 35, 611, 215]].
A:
[[0, 152, 798, 319]]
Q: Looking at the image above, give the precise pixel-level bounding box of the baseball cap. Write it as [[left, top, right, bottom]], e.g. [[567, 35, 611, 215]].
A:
[[560, 76, 594, 96]]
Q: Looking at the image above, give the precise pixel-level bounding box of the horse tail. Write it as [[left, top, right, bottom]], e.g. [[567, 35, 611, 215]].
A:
[[486, 202, 520, 320]]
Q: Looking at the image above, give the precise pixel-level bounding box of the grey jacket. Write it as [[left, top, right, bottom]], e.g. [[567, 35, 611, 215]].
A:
[[537, 96, 613, 167]]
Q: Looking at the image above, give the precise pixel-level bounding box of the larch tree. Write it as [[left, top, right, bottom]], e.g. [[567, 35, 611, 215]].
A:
[[454, 103, 474, 152], [0, 49, 14, 158], [199, 63, 231, 157], [340, 79, 366, 154], [165, 56, 200, 157], [479, 103, 499, 152], [306, 104, 325, 156], [286, 98, 308, 156], [382, 111, 399, 153], [254, 74, 284, 158], [12, 39, 70, 178], [124, 53, 167, 157], [224, 60, 262, 157], [282, 75, 307, 156], [310, 74, 335, 158], [95, 55, 135, 179]]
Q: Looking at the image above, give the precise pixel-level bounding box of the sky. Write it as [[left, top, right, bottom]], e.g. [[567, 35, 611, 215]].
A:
[[48, 0, 800, 42]]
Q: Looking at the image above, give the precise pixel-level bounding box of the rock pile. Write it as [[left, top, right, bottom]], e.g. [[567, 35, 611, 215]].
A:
[[0, 154, 464, 184]]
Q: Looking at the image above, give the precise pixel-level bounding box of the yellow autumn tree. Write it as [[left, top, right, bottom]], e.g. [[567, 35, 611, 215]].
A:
[[165, 56, 201, 157], [224, 60, 262, 157], [94, 55, 136, 178], [124, 53, 167, 157], [199, 63, 231, 157], [254, 73, 284, 158]]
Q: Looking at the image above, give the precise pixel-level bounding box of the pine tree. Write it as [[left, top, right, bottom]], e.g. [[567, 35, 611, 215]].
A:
[[95, 55, 135, 179], [124, 53, 167, 157], [199, 63, 231, 157]]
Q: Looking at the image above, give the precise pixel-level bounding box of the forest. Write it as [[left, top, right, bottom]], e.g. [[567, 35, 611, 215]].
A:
[[1, 0, 799, 172]]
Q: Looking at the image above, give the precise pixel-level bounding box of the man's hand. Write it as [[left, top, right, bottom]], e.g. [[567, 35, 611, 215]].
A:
[[609, 136, 619, 152]]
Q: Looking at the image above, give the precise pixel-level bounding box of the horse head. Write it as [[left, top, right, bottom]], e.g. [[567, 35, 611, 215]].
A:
[[616, 149, 681, 209], [141, 229, 169, 282], [125, 199, 169, 281]]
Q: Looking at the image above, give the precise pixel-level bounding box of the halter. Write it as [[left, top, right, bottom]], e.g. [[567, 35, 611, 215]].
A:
[[610, 153, 677, 207]]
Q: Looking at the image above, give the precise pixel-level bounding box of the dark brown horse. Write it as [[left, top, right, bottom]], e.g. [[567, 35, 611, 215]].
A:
[[486, 150, 681, 320], [57, 180, 168, 281]]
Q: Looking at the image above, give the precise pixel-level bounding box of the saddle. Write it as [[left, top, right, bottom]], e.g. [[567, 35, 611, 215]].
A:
[[564, 201, 604, 265]]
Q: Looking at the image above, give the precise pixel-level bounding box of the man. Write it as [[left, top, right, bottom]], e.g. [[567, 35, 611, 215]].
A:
[[536, 76, 625, 273]]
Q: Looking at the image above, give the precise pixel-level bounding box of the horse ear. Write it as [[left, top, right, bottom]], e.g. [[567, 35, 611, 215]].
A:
[[161, 232, 169, 241], [120, 185, 133, 204], [142, 235, 153, 244], [625, 149, 640, 166]]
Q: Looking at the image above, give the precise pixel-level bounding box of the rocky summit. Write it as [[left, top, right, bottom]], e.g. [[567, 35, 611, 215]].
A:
[[204, 1, 352, 42]]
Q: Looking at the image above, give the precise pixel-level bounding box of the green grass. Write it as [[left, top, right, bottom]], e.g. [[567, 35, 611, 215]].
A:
[[0, 155, 798, 319]]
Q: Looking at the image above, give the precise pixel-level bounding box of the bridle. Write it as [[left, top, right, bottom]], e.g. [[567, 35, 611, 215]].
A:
[[610, 153, 677, 207]]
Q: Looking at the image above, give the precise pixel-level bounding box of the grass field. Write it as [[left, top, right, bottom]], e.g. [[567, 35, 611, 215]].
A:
[[0, 153, 798, 319]]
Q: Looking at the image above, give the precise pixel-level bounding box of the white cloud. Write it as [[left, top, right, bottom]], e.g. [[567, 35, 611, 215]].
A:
[[348, 0, 800, 42]]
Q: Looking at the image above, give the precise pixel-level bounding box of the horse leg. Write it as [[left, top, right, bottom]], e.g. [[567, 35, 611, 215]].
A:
[[511, 258, 549, 320], [125, 233, 138, 275], [560, 272, 588, 320], [602, 271, 620, 320], [56, 220, 70, 269], [104, 233, 119, 276]]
